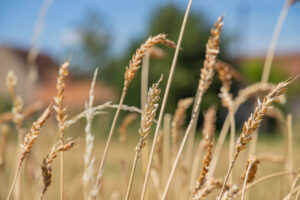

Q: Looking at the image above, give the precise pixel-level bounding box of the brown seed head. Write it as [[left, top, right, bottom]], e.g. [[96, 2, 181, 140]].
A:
[[241, 155, 260, 184], [236, 81, 290, 152], [171, 97, 194, 145], [136, 75, 163, 155], [124, 34, 175, 89]]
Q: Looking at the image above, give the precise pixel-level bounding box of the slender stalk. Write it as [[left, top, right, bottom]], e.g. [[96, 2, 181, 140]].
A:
[[6, 164, 22, 200], [235, 171, 297, 197], [60, 151, 64, 200], [125, 152, 139, 200], [141, 52, 150, 198], [95, 89, 126, 191], [261, 0, 292, 83], [161, 102, 211, 199], [228, 112, 235, 184], [286, 172, 300, 200], [161, 15, 224, 199], [286, 114, 294, 184], [162, 114, 171, 185], [140, 1, 193, 199], [241, 161, 253, 200]]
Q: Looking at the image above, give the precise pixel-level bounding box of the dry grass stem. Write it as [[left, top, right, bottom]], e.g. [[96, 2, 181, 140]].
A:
[[140, 1, 193, 198], [286, 114, 294, 184], [191, 107, 216, 198], [261, 0, 293, 83], [219, 87, 235, 183], [0, 101, 44, 124], [125, 76, 163, 200], [40, 141, 74, 199], [257, 153, 285, 164], [161, 15, 223, 200], [27, 0, 54, 83], [235, 171, 297, 197]]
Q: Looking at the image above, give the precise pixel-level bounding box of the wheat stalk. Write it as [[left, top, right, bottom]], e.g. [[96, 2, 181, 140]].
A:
[[219, 87, 235, 184], [191, 107, 216, 199], [257, 153, 285, 164], [6, 105, 51, 200], [0, 124, 9, 168], [53, 61, 69, 200], [235, 170, 297, 198], [137, 1, 195, 197], [83, 69, 98, 200], [40, 141, 74, 199], [125, 75, 163, 200], [161, 15, 223, 200], [94, 35, 175, 198], [218, 80, 292, 198], [261, 0, 294, 83]]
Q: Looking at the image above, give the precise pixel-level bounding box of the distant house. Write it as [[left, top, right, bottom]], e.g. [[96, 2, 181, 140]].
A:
[[0, 45, 116, 109]]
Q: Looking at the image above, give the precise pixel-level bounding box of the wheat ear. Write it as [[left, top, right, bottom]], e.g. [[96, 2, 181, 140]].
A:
[[93, 35, 175, 198], [185, 15, 224, 172], [125, 75, 163, 200], [171, 98, 194, 154], [140, 2, 193, 199], [40, 141, 74, 199], [208, 82, 279, 180], [191, 107, 216, 199], [83, 69, 98, 200], [161, 15, 223, 200], [241, 155, 260, 200], [218, 80, 292, 198], [54, 61, 69, 200], [6, 105, 51, 200]]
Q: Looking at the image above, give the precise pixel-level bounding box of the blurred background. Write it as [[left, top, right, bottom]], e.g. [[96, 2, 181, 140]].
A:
[[0, 0, 300, 131], [0, 1, 300, 199]]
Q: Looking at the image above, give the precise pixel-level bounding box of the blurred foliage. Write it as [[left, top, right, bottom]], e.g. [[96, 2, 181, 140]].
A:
[[102, 5, 231, 115], [68, 11, 110, 76]]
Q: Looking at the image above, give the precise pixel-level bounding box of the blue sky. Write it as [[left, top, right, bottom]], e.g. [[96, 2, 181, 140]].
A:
[[0, 0, 300, 61]]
